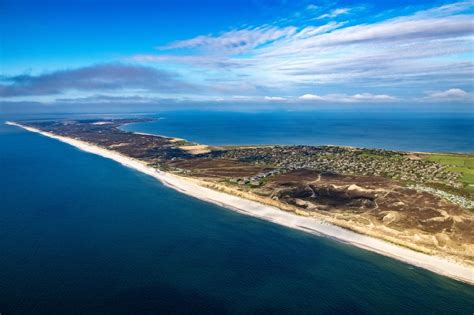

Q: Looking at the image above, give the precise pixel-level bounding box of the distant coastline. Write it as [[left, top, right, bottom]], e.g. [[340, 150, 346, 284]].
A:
[[120, 111, 474, 154], [6, 121, 474, 285]]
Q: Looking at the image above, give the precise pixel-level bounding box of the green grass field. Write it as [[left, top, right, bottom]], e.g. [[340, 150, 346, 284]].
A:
[[426, 154, 474, 190]]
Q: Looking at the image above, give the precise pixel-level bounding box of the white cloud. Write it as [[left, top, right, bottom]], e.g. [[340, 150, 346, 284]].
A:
[[264, 96, 287, 101], [352, 93, 396, 101], [299, 94, 325, 101], [425, 88, 472, 101], [299, 93, 396, 102]]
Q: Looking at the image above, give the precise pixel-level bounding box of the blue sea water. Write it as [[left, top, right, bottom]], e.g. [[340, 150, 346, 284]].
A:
[[1, 111, 474, 313], [122, 110, 474, 152]]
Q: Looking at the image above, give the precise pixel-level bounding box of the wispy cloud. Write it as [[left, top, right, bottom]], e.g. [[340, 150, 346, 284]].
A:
[[131, 54, 249, 69], [129, 1, 473, 102], [157, 25, 297, 55], [316, 8, 351, 19], [306, 4, 319, 11]]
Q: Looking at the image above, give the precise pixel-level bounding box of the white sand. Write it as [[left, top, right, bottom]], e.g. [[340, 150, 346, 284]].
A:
[[7, 121, 473, 285]]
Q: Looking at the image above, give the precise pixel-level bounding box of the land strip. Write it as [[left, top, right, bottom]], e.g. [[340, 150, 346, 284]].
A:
[[6, 119, 473, 284]]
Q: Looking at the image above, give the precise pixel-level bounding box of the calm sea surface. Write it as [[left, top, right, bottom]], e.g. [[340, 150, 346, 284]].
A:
[[122, 110, 474, 152], [1, 111, 473, 313]]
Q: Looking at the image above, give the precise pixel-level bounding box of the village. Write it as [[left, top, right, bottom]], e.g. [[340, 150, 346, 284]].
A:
[[214, 145, 461, 188]]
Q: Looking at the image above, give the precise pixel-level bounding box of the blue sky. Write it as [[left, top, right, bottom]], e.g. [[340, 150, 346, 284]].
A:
[[1, 0, 473, 108]]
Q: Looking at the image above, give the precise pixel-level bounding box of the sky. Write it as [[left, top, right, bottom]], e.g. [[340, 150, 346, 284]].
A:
[[1, 0, 473, 110]]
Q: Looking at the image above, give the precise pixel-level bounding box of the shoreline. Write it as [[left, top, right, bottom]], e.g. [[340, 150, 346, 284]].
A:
[[6, 121, 473, 285]]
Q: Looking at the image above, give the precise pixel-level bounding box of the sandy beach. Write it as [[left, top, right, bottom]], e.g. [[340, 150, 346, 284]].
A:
[[6, 121, 473, 285]]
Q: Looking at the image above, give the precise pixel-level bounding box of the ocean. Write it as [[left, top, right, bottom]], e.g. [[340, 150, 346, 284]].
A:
[[122, 110, 474, 152], [1, 110, 473, 313]]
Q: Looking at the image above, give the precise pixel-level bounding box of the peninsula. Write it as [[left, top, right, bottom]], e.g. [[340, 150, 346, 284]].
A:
[[7, 119, 474, 285]]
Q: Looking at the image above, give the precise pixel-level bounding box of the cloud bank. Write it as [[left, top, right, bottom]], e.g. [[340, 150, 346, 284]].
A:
[[0, 64, 196, 97]]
